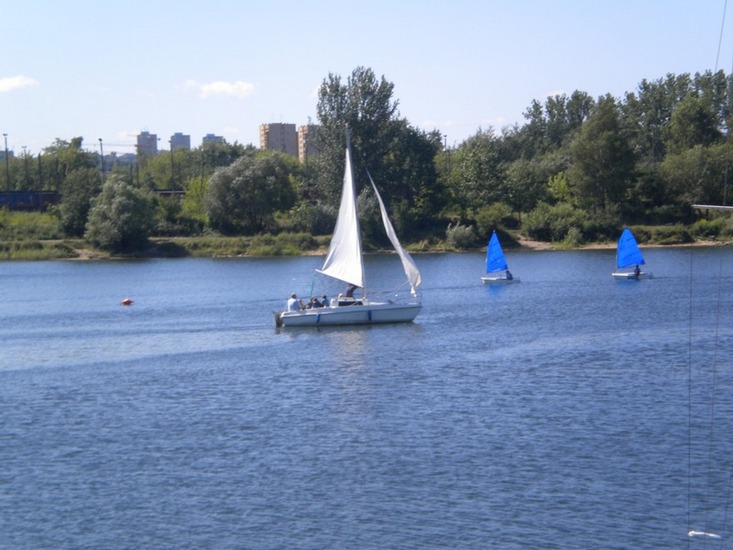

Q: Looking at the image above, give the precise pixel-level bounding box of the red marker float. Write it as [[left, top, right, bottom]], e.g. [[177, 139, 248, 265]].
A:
[[121, 298, 134, 306]]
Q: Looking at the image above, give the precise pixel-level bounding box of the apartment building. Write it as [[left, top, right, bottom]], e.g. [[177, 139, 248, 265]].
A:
[[170, 132, 191, 151], [297, 124, 320, 163], [136, 131, 158, 156], [259, 123, 298, 158]]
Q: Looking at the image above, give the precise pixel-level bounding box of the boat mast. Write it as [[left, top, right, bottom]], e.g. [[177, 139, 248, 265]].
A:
[[345, 125, 367, 298]]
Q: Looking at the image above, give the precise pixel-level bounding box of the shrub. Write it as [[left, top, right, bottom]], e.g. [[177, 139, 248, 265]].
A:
[[474, 202, 514, 238], [0, 210, 63, 240], [690, 218, 724, 239], [445, 222, 477, 249], [85, 176, 157, 252], [649, 225, 693, 244], [524, 202, 588, 242]]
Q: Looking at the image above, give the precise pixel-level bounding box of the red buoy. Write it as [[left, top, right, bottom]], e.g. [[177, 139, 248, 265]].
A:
[[121, 298, 134, 306]]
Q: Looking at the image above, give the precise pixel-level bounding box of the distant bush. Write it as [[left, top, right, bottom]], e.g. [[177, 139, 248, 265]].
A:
[[85, 176, 157, 253], [0, 240, 77, 260], [690, 218, 724, 239], [721, 217, 733, 238], [248, 232, 319, 256], [0, 210, 63, 240], [649, 225, 693, 244], [445, 222, 477, 249], [524, 202, 588, 242], [282, 202, 336, 236], [563, 227, 584, 247], [474, 202, 514, 238]]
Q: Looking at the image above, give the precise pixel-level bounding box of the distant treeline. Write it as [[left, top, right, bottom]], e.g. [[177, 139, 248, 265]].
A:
[[3, 67, 733, 252]]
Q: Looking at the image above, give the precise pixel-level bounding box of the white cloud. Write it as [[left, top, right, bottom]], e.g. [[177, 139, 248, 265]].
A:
[[186, 79, 255, 100], [0, 75, 39, 93]]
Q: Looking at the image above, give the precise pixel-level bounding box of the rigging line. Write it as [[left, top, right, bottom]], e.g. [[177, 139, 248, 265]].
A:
[[715, 0, 728, 71], [708, 241, 731, 547], [700, 250, 724, 544], [687, 242, 695, 548]]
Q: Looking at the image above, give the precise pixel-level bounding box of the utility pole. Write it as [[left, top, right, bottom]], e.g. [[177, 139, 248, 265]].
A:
[[3, 133, 9, 193], [98, 138, 105, 183], [22, 146, 28, 189], [169, 139, 175, 191]]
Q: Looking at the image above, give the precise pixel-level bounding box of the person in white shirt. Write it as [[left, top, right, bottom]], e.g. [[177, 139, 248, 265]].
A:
[[286, 293, 301, 312]]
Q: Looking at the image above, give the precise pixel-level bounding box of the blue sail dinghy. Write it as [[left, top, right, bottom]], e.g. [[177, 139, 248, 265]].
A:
[[612, 228, 652, 280], [481, 231, 520, 284]]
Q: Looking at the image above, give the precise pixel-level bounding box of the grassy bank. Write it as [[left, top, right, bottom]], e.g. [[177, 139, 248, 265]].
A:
[[1, 209, 730, 261]]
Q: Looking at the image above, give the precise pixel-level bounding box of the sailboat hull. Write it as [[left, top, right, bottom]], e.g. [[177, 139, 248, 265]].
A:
[[481, 275, 520, 285], [276, 302, 421, 327], [612, 270, 652, 280]]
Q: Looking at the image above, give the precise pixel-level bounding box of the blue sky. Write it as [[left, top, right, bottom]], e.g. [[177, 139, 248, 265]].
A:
[[1, 1, 732, 156]]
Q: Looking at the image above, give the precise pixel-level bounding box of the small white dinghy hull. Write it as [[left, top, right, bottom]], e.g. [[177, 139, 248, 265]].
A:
[[611, 271, 652, 280], [481, 275, 521, 285]]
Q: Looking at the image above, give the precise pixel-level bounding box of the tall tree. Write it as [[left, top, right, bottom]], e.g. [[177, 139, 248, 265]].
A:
[[314, 66, 442, 237], [59, 167, 102, 237], [315, 66, 400, 202], [446, 128, 505, 218], [665, 94, 722, 154], [569, 95, 636, 210]]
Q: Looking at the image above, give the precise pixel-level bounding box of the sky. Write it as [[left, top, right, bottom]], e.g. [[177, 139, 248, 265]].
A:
[[2, 0, 733, 157]]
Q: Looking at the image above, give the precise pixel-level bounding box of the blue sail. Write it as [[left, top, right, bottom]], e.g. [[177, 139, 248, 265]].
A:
[[616, 228, 645, 268], [486, 231, 508, 272]]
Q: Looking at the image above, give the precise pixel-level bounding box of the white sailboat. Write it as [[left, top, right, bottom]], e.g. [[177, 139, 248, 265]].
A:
[[275, 130, 422, 327], [481, 230, 520, 284], [611, 228, 652, 280]]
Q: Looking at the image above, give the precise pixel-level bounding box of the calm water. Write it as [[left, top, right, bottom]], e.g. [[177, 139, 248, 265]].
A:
[[1, 247, 732, 549]]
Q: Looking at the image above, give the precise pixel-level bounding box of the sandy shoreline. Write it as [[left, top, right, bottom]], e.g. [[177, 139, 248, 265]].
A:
[[54, 236, 726, 261]]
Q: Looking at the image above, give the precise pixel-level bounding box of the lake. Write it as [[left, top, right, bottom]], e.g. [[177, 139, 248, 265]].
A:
[[1, 247, 732, 548]]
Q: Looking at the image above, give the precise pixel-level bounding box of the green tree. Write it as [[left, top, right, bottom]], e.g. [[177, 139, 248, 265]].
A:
[[313, 66, 443, 238], [569, 95, 636, 210], [85, 175, 157, 252], [665, 94, 722, 154], [205, 152, 297, 234], [314, 66, 401, 202], [36, 137, 97, 193], [446, 128, 505, 218], [379, 122, 444, 237], [59, 167, 102, 236], [43, 137, 96, 174], [504, 154, 561, 213], [182, 175, 209, 225], [659, 142, 733, 208], [518, 91, 595, 157]]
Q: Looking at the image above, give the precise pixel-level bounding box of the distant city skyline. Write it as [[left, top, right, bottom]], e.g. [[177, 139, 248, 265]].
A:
[[2, 1, 731, 156]]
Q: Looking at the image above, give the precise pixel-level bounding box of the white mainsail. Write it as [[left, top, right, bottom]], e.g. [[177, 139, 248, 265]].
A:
[[368, 173, 422, 295], [317, 137, 365, 288]]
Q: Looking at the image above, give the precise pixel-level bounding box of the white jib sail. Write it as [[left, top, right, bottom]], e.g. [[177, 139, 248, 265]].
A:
[[317, 142, 365, 288], [368, 173, 422, 295]]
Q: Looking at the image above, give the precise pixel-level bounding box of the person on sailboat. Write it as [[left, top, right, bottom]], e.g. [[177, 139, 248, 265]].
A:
[[505, 270, 513, 280], [287, 293, 301, 312], [634, 265, 641, 279]]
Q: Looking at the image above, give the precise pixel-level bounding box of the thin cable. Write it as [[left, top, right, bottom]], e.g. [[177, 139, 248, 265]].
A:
[[687, 244, 695, 549], [715, 0, 728, 71]]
